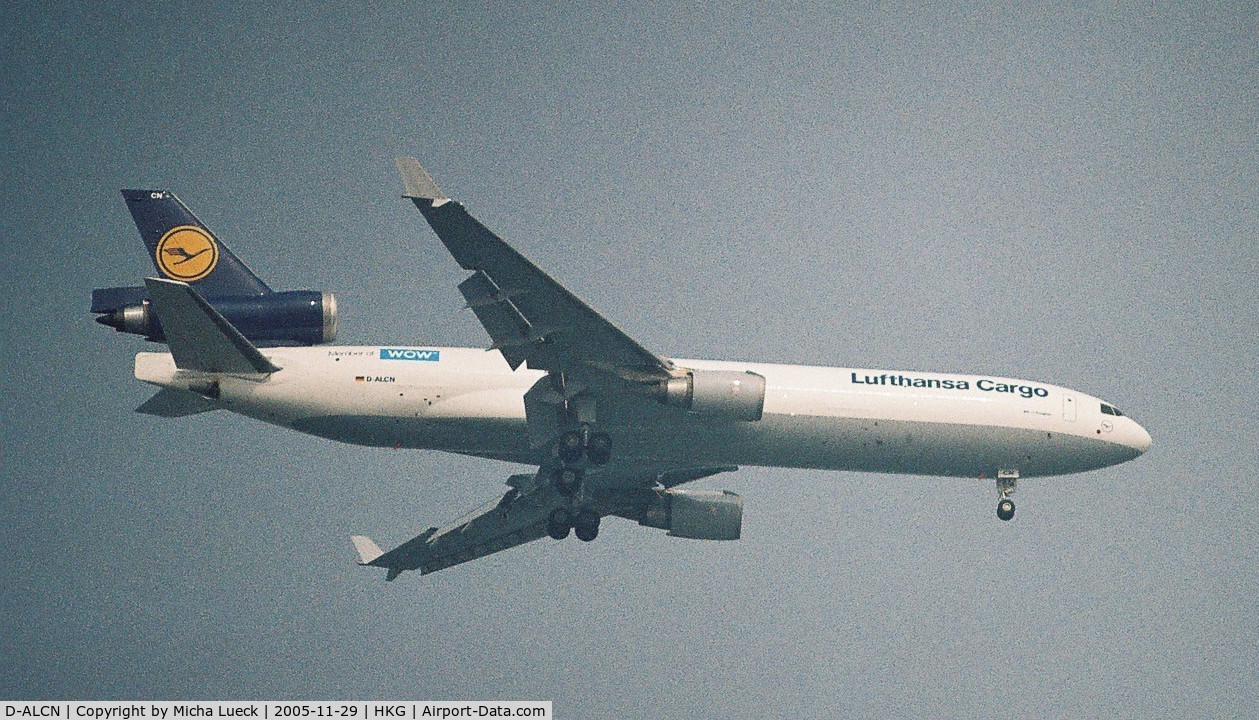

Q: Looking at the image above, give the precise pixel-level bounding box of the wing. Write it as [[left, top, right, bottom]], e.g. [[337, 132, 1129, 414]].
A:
[[395, 158, 674, 389], [352, 465, 736, 578], [370, 159, 748, 579], [354, 473, 552, 578]]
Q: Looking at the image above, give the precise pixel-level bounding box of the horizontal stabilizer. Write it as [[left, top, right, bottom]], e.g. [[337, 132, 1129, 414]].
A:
[[395, 157, 447, 201], [144, 278, 280, 374], [136, 387, 218, 417]]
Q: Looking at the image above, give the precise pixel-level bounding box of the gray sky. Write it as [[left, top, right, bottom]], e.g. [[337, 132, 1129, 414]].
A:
[[2, 2, 1255, 716]]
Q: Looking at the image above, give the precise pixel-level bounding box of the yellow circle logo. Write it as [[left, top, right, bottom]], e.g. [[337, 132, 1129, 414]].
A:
[[155, 226, 218, 281]]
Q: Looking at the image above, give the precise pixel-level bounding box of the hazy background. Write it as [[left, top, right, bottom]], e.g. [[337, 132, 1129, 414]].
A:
[[2, 2, 1255, 717]]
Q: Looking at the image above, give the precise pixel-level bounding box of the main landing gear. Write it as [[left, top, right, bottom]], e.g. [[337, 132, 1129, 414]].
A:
[[553, 426, 611, 498], [552, 467, 582, 496], [996, 469, 1019, 521], [547, 507, 601, 542], [547, 426, 610, 542], [557, 428, 612, 466]]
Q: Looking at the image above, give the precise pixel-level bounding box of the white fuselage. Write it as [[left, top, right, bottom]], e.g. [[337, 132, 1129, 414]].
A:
[[135, 346, 1151, 479]]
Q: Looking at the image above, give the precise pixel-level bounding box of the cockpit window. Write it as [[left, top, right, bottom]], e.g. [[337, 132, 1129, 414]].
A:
[[1100, 404, 1124, 417]]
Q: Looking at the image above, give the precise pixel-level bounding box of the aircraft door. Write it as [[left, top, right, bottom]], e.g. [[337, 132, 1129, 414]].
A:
[[1063, 394, 1077, 422]]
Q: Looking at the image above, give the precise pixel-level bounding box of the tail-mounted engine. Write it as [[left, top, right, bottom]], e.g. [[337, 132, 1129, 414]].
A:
[[639, 488, 743, 540], [661, 369, 766, 422], [92, 287, 338, 346]]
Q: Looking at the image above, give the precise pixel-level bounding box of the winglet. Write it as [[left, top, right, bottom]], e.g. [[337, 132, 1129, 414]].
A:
[[351, 535, 385, 565], [144, 278, 281, 374], [395, 157, 447, 201]]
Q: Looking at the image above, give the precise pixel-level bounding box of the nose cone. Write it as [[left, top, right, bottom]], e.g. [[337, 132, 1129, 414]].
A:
[[1128, 422, 1152, 455]]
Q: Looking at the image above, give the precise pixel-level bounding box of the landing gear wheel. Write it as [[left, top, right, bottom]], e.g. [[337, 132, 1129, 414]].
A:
[[573, 509, 601, 542], [997, 498, 1016, 521], [995, 471, 1018, 522], [558, 430, 585, 465], [547, 508, 573, 540], [553, 467, 583, 496], [586, 432, 612, 465]]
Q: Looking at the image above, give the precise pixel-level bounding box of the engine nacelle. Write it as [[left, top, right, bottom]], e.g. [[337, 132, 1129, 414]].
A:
[[661, 369, 766, 421], [640, 489, 743, 540], [92, 287, 338, 346]]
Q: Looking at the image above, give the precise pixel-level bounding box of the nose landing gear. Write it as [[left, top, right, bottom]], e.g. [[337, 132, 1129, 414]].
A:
[[997, 497, 1016, 521], [996, 469, 1019, 521]]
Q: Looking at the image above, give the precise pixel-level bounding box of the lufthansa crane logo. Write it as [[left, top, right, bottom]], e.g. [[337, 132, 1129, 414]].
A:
[[155, 225, 218, 281]]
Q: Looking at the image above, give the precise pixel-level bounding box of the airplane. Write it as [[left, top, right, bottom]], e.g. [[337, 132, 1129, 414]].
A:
[[91, 190, 338, 347], [111, 158, 1152, 578]]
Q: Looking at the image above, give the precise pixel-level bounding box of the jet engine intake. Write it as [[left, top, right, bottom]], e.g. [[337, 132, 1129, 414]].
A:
[[640, 488, 743, 540], [661, 369, 766, 422]]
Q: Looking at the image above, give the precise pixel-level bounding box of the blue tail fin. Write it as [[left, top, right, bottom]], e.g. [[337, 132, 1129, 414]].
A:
[[121, 189, 271, 297]]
